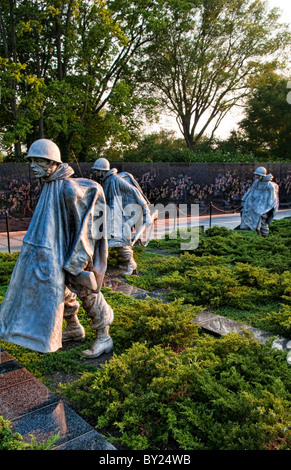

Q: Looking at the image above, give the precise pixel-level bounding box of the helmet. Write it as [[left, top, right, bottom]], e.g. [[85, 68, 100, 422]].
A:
[[92, 158, 110, 171], [25, 139, 62, 163], [253, 166, 267, 177]]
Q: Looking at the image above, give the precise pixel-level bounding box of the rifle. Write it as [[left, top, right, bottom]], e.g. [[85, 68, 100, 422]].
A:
[[131, 209, 158, 247]]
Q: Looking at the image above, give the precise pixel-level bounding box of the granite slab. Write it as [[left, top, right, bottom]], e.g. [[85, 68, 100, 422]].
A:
[[0, 375, 59, 420], [193, 310, 291, 352], [53, 429, 116, 450], [194, 311, 244, 335], [0, 363, 34, 389], [104, 274, 149, 299], [0, 346, 14, 363], [0, 345, 116, 450], [11, 400, 114, 450]]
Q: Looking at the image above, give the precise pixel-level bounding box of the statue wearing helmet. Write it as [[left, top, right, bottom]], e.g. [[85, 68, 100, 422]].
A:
[[92, 158, 154, 275], [92, 157, 111, 172], [240, 166, 279, 236], [0, 139, 114, 358], [253, 166, 267, 178]]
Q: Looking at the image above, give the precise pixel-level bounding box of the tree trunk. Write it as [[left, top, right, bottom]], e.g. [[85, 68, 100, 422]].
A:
[[180, 116, 194, 152], [38, 111, 45, 139], [14, 141, 22, 160], [8, 0, 21, 160], [55, 17, 63, 81], [0, 7, 9, 58], [10, 92, 22, 161]]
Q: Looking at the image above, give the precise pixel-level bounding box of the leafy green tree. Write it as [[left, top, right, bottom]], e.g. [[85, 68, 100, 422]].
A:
[[0, 0, 163, 160], [122, 129, 187, 162], [0, 0, 46, 160], [237, 71, 291, 160], [138, 0, 291, 151]]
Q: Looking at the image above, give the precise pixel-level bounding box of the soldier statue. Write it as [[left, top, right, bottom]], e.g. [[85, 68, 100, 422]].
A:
[[92, 158, 154, 275], [240, 166, 279, 237], [0, 139, 113, 358]]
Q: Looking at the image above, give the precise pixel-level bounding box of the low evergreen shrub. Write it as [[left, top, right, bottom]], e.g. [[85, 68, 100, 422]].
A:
[[261, 304, 291, 337], [104, 289, 201, 354], [1, 217, 291, 450], [0, 416, 26, 450], [129, 261, 284, 310], [0, 252, 19, 285], [146, 219, 291, 273], [62, 335, 291, 450]]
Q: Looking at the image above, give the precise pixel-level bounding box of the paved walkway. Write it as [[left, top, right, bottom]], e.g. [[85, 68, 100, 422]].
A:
[[150, 208, 291, 239], [1, 209, 290, 253], [0, 230, 26, 253]]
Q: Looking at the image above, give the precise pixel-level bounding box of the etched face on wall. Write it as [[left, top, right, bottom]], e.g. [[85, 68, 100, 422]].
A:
[[30, 157, 57, 179]]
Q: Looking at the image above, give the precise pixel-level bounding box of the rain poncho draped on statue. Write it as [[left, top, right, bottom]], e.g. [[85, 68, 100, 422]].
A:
[[240, 174, 279, 232], [0, 163, 106, 353], [102, 168, 150, 248]]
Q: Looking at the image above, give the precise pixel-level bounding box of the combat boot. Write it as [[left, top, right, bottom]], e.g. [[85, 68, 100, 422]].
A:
[[82, 327, 113, 358], [122, 257, 137, 276], [62, 314, 85, 342]]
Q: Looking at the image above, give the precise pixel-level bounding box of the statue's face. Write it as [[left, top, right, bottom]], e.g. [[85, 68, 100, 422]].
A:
[[94, 170, 106, 182], [30, 157, 56, 178]]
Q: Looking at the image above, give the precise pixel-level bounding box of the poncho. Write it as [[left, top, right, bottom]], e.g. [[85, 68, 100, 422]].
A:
[[0, 164, 106, 353], [240, 175, 279, 231], [102, 169, 149, 247]]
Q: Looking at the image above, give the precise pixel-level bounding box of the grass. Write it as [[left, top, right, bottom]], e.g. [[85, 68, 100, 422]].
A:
[[1, 218, 290, 368], [127, 219, 291, 334], [1, 217, 291, 449]]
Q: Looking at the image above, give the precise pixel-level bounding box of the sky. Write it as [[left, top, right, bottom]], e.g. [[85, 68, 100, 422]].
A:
[[268, 0, 291, 22], [217, 0, 291, 138], [147, 0, 291, 140]]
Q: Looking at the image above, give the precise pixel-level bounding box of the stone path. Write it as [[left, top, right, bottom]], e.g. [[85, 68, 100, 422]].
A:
[[193, 310, 291, 353], [104, 269, 291, 353]]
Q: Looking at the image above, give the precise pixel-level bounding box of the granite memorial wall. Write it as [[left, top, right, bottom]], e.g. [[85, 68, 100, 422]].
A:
[[0, 162, 290, 222]]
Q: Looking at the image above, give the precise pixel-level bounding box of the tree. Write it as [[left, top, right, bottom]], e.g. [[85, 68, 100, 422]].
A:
[[122, 129, 187, 162], [0, 0, 164, 160], [138, 0, 291, 151], [0, 0, 46, 160], [237, 71, 291, 160]]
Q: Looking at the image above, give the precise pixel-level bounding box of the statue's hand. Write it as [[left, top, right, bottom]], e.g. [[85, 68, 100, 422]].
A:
[[143, 206, 153, 227], [66, 271, 98, 292], [92, 262, 107, 292]]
